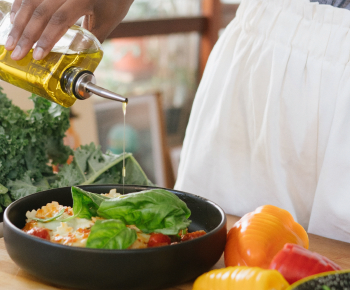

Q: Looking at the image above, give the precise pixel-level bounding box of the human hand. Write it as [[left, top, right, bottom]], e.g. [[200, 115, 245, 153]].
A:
[[5, 0, 133, 61]]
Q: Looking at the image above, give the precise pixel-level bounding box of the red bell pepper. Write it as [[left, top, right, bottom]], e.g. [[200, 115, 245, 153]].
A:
[[268, 243, 341, 284]]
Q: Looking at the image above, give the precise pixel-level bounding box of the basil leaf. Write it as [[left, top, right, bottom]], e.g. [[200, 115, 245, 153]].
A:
[[32, 208, 65, 223], [63, 186, 109, 221], [97, 189, 191, 235], [86, 219, 137, 250]]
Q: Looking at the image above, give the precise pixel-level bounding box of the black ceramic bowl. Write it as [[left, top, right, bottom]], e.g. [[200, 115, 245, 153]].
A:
[[3, 185, 227, 290]]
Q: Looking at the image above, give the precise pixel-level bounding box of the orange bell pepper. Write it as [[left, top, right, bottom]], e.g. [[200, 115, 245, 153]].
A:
[[193, 266, 289, 290], [224, 205, 309, 269]]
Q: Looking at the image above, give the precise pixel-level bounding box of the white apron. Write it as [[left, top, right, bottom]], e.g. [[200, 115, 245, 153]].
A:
[[175, 0, 350, 242]]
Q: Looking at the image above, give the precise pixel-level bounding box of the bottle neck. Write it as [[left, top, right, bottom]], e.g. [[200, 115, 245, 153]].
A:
[[61, 67, 128, 103]]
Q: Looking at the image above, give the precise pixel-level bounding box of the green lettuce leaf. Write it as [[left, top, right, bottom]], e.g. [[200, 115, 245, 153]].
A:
[[97, 189, 191, 235], [86, 219, 137, 249]]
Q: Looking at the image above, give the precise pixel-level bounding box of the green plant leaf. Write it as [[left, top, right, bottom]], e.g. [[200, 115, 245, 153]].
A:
[[86, 219, 137, 250], [0, 90, 70, 200], [0, 193, 12, 208], [63, 186, 109, 221], [92, 165, 121, 185], [0, 88, 152, 208], [0, 183, 8, 194], [6, 172, 40, 200], [123, 155, 153, 186], [97, 188, 191, 235], [51, 163, 84, 188], [79, 146, 132, 184]]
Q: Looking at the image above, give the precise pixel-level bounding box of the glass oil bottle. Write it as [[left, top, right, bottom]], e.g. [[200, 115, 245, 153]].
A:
[[0, 0, 127, 107]]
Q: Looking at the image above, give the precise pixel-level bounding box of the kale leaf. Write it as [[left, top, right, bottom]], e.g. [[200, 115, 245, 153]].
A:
[[51, 143, 152, 189], [0, 89, 152, 212], [0, 88, 71, 210]]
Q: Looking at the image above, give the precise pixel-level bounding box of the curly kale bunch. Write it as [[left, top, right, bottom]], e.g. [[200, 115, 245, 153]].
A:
[[0, 88, 151, 213], [0, 88, 71, 212]]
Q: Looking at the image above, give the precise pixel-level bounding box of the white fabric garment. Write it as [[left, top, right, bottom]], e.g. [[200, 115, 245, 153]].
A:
[[175, 0, 350, 242]]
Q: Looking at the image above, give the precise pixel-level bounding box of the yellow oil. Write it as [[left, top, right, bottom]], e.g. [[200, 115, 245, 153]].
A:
[[0, 46, 103, 107], [122, 102, 127, 190]]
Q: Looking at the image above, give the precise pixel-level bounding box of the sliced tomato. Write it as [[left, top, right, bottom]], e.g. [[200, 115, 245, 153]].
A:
[[147, 233, 171, 248], [26, 228, 50, 241]]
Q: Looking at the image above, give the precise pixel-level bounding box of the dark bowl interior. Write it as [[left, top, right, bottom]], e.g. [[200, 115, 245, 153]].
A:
[[3, 185, 227, 290]]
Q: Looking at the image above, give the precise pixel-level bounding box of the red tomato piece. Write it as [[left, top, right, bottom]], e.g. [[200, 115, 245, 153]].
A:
[[181, 230, 206, 242], [148, 233, 171, 248], [26, 228, 51, 241], [269, 243, 341, 284]]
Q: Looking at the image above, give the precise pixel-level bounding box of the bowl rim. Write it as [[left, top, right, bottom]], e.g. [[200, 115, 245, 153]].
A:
[[4, 184, 227, 254]]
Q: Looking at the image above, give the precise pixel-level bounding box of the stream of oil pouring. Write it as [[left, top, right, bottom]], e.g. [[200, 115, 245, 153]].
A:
[[122, 102, 127, 192]]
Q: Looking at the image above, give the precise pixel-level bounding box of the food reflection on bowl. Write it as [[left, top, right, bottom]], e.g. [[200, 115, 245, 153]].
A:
[[4, 185, 227, 290]]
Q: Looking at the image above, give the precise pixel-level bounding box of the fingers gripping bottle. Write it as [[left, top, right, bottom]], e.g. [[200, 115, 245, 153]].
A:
[[0, 0, 127, 107]]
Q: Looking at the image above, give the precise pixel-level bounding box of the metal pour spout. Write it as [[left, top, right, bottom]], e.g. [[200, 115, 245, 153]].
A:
[[84, 82, 127, 103], [68, 69, 128, 103]]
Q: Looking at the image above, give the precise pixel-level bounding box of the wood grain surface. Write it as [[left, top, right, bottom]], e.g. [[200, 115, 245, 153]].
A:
[[1, 215, 350, 290]]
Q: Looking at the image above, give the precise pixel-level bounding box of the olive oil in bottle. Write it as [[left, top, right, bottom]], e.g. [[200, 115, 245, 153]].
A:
[[0, 0, 127, 106], [0, 46, 103, 107]]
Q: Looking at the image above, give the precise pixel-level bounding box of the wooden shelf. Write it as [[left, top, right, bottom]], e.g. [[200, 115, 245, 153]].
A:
[[107, 3, 239, 39], [106, 2, 240, 78], [107, 16, 208, 39]]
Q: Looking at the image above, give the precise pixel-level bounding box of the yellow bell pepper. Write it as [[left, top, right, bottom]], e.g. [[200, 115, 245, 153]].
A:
[[225, 205, 309, 268], [193, 266, 289, 290]]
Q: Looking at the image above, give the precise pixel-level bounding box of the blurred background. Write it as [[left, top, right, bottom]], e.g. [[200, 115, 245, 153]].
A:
[[3, 0, 240, 188]]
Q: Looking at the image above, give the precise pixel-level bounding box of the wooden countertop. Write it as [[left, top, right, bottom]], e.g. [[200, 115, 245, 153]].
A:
[[1, 215, 350, 290]]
